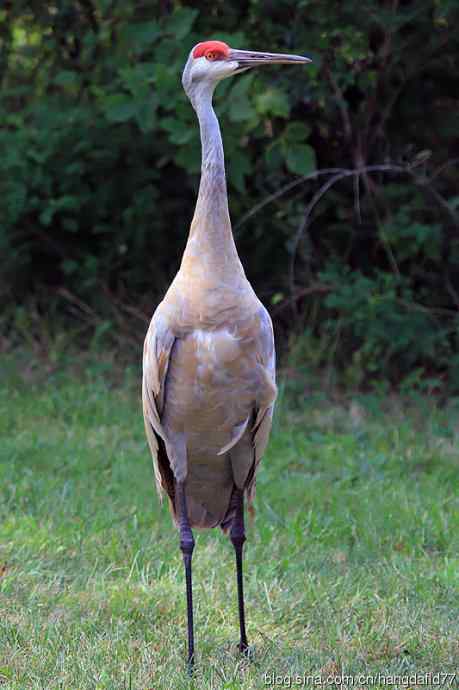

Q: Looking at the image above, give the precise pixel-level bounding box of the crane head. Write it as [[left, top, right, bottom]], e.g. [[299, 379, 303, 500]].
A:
[[182, 40, 311, 105]]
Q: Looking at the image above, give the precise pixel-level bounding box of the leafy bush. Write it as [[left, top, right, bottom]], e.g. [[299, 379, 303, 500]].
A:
[[0, 1, 458, 387]]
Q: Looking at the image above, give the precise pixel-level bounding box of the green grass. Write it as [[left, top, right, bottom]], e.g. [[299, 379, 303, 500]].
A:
[[1, 358, 458, 689]]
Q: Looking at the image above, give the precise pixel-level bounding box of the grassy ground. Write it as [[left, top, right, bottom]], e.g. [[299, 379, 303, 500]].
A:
[[0, 355, 458, 689]]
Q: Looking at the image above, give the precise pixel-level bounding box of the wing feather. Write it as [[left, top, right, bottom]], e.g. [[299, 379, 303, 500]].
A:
[[142, 311, 176, 502], [246, 307, 277, 500]]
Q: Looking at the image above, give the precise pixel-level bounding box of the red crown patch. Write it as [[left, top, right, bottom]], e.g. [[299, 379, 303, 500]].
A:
[[193, 41, 230, 59]]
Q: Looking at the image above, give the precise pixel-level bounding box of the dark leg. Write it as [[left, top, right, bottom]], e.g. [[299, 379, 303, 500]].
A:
[[176, 481, 195, 672], [230, 488, 249, 653]]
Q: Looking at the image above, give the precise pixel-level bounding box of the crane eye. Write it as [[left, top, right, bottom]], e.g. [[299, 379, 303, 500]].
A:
[[205, 51, 219, 61]]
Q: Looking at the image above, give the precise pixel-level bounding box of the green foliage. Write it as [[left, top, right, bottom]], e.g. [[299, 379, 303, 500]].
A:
[[0, 1, 458, 387], [319, 264, 455, 388]]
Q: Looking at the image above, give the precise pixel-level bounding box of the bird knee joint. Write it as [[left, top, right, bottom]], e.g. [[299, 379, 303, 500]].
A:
[[180, 538, 195, 556], [231, 533, 246, 549]]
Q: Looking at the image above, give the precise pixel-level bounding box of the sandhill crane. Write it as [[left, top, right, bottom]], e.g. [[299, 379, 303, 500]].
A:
[[142, 40, 310, 668]]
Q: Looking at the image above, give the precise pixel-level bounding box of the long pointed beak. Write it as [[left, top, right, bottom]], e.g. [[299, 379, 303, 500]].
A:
[[228, 49, 311, 68]]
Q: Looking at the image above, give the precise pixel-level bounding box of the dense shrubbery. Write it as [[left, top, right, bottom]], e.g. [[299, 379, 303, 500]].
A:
[[1, 1, 458, 387]]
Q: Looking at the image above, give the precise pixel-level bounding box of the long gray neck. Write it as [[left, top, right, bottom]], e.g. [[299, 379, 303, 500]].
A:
[[181, 84, 244, 281], [195, 86, 227, 210]]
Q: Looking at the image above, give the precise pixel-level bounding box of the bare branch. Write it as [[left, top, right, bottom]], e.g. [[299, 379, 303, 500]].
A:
[[325, 66, 352, 144], [405, 169, 459, 227], [234, 168, 346, 234], [272, 283, 332, 316], [429, 157, 459, 183], [353, 172, 362, 224], [288, 164, 409, 303], [234, 158, 459, 319]]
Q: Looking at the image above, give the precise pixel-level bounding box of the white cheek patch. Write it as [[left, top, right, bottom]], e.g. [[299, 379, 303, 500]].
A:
[[191, 57, 210, 81], [191, 57, 238, 82]]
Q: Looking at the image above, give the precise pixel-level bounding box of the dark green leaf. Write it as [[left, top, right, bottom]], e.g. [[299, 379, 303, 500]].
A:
[[285, 144, 316, 175], [104, 95, 137, 123], [255, 89, 290, 118]]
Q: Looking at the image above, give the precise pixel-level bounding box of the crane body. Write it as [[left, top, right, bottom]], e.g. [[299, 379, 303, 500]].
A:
[[142, 39, 310, 669]]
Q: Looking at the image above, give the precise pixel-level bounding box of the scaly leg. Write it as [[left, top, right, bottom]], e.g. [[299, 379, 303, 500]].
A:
[[230, 488, 249, 653], [176, 481, 195, 672]]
